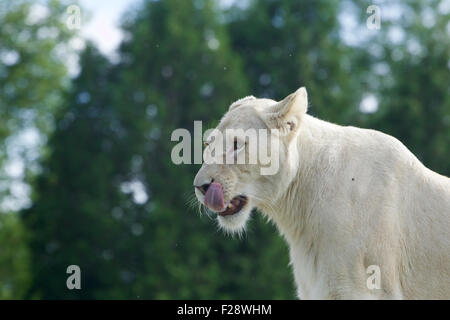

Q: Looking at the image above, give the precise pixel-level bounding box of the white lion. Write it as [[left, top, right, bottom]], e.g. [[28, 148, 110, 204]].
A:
[[193, 87, 450, 299]]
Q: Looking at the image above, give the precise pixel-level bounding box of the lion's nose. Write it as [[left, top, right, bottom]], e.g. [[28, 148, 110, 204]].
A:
[[194, 181, 212, 195]]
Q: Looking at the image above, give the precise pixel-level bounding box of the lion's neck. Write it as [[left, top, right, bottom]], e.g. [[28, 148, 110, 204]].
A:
[[265, 115, 339, 243], [259, 115, 341, 297]]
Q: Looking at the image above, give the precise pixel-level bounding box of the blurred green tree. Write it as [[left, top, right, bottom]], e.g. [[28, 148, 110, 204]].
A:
[[114, 0, 295, 299], [226, 0, 369, 124], [0, 0, 75, 299], [0, 0, 73, 140], [22, 45, 124, 298], [0, 213, 30, 299], [23, 0, 295, 299], [361, 0, 450, 176]]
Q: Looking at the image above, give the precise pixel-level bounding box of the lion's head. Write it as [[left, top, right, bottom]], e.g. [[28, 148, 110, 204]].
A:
[[193, 87, 308, 233]]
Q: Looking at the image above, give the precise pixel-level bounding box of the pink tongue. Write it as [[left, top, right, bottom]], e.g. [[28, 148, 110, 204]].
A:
[[204, 182, 225, 212]]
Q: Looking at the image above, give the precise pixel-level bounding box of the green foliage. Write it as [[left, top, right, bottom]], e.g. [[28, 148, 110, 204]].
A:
[[22, 46, 123, 299], [0, 0, 74, 140], [0, 214, 30, 299], [362, 0, 450, 175], [22, 0, 294, 299], [226, 0, 367, 124], [0, 0, 75, 298], [113, 0, 294, 299]]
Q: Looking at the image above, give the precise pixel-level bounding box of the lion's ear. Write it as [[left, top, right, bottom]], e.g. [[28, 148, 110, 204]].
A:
[[262, 87, 308, 137], [228, 96, 256, 112]]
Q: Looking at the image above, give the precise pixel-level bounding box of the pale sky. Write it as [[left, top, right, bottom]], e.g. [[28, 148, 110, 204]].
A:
[[78, 0, 238, 56], [79, 0, 138, 55]]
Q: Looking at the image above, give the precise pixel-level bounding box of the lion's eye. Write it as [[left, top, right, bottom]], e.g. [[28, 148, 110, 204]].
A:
[[203, 141, 209, 147], [233, 138, 245, 152]]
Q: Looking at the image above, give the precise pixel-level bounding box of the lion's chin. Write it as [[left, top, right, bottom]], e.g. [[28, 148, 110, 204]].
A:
[[217, 207, 252, 234]]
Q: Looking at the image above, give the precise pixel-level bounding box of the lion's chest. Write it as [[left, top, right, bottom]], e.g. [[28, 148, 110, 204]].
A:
[[289, 240, 330, 299]]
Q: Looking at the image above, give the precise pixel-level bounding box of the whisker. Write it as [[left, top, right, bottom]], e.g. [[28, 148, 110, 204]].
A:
[[185, 193, 199, 211], [245, 192, 278, 213]]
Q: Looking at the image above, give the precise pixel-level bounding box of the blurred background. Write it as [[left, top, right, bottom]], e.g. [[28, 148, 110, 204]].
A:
[[0, 0, 448, 299]]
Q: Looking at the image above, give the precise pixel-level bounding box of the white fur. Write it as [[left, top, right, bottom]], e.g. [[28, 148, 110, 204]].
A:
[[194, 87, 450, 299]]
